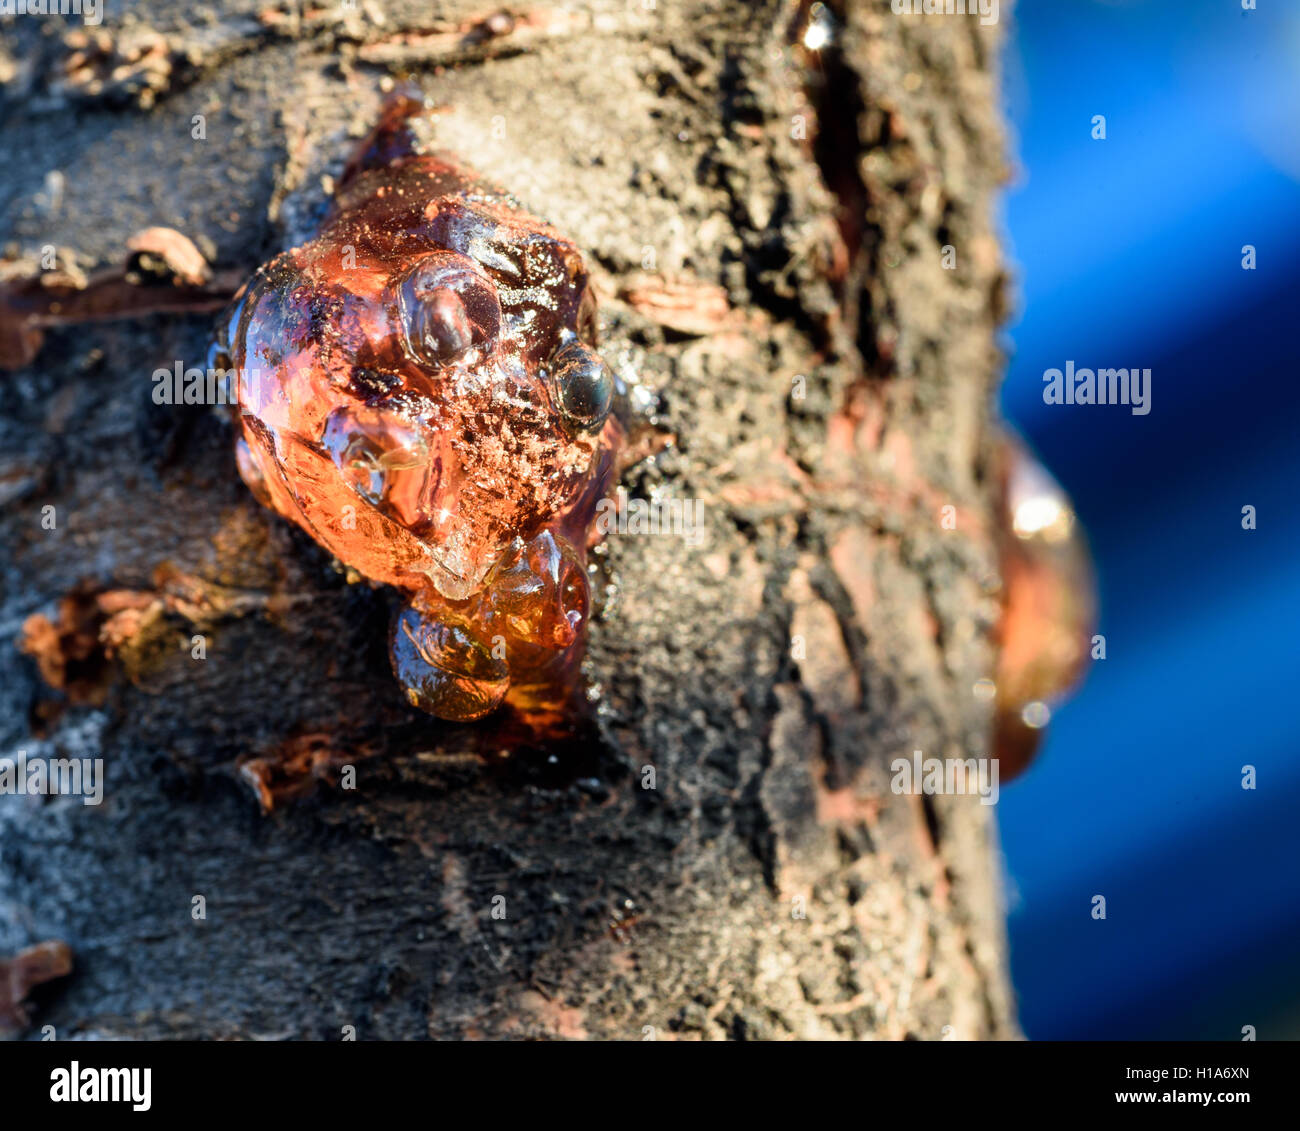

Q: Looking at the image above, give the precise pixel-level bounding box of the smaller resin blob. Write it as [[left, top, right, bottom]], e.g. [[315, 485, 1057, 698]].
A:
[[219, 96, 620, 723], [992, 441, 1096, 778]]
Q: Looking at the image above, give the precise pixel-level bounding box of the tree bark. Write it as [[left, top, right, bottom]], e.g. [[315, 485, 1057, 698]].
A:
[[0, 0, 1017, 1040]]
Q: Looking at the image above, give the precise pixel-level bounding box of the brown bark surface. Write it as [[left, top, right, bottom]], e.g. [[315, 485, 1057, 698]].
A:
[[0, 0, 1017, 1040]]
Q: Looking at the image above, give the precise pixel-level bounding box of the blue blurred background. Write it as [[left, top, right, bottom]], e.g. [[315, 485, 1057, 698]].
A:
[[996, 0, 1300, 1039]]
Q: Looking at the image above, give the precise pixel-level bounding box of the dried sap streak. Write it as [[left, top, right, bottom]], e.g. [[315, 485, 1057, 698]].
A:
[[220, 97, 620, 724]]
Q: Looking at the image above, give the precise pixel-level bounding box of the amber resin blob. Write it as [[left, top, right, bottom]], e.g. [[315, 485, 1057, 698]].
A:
[[991, 439, 1096, 778], [218, 96, 621, 724]]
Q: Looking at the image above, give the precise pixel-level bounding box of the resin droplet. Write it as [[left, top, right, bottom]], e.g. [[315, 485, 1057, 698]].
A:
[[390, 607, 510, 721], [223, 94, 622, 725], [992, 439, 1096, 779]]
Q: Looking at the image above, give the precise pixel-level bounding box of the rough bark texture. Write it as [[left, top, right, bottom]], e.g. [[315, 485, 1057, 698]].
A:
[[0, 0, 1016, 1040]]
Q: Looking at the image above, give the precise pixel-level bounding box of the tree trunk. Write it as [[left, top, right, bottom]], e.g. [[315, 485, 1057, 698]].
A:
[[0, 0, 1017, 1040]]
